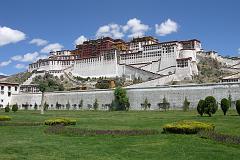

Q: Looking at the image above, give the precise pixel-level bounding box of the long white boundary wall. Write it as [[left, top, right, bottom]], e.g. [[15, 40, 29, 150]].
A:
[[11, 83, 240, 110]]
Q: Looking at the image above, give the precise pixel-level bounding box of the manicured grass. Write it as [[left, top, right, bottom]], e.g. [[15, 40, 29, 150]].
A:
[[0, 110, 239, 160]]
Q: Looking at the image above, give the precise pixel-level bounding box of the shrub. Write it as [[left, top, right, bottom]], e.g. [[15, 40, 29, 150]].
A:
[[93, 98, 99, 111], [34, 102, 38, 110], [0, 115, 11, 121], [236, 99, 240, 115], [141, 98, 151, 110], [12, 103, 18, 112], [113, 87, 130, 111], [44, 102, 49, 111], [158, 96, 170, 111], [5, 104, 10, 112], [220, 98, 230, 115], [163, 120, 214, 134], [66, 101, 71, 110], [78, 99, 83, 109], [197, 99, 205, 116], [204, 96, 218, 116], [183, 97, 190, 112], [44, 118, 76, 126]]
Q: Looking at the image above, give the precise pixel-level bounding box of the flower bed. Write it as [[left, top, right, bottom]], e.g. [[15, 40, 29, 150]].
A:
[[163, 120, 214, 134], [44, 118, 76, 126], [45, 125, 160, 136], [0, 115, 11, 121]]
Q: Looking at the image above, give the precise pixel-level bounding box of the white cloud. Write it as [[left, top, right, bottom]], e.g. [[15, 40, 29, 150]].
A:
[[155, 19, 178, 36], [15, 64, 27, 69], [123, 18, 149, 38], [238, 48, 240, 54], [11, 52, 46, 63], [0, 72, 8, 76], [40, 43, 64, 53], [0, 60, 11, 67], [29, 38, 48, 46], [96, 24, 124, 39], [74, 35, 87, 45], [0, 26, 26, 46]]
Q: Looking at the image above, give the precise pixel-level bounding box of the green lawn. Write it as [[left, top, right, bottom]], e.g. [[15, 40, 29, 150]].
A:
[[0, 110, 239, 160]]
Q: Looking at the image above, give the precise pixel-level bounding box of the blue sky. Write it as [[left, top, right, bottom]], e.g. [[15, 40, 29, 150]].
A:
[[0, 0, 240, 75]]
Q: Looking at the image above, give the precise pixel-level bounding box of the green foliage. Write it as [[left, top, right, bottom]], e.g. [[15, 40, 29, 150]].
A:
[[35, 73, 65, 92], [142, 98, 151, 110], [66, 101, 71, 110], [220, 98, 230, 115], [56, 102, 61, 110], [0, 115, 11, 121], [12, 103, 18, 112], [197, 99, 205, 116], [197, 96, 218, 117], [44, 118, 76, 126], [204, 96, 218, 116], [93, 98, 99, 111], [158, 96, 170, 111], [43, 102, 49, 111], [236, 99, 240, 115], [228, 94, 232, 108], [113, 87, 130, 111], [78, 99, 83, 109], [183, 97, 190, 112], [5, 104, 10, 112], [34, 102, 38, 110], [163, 120, 215, 134]]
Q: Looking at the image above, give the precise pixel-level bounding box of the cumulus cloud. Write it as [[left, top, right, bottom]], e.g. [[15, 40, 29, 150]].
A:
[[0, 60, 12, 67], [40, 43, 64, 53], [123, 18, 149, 38], [0, 26, 26, 46], [96, 24, 124, 39], [155, 19, 178, 36], [15, 64, 27, 69], [29, 38, 48, 46], [74, 35, 87, 45], [11, 52, 47, 63]]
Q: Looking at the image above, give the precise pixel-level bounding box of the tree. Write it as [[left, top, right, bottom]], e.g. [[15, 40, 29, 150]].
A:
[[34, 102, 38, 110], [78, 99, 83, 109], [66, 101, 71, 110], [162, 96, 170, 111], [220, 98, 230, 115], [236, 99, 240, 115], [93, 98, 99, 111], [38, 82, 47, 114], [56, 102, 61, 110], [5, 103, 10, 112], [43, 102, 49, 111], [228, 94, 232, 108], [183, 97, 190, 112], [142, 98, 151, 110], [113, 87, 130, 111], [197, 99, 205, 116], [12, 103, 18, 112], [204, 96, 218, 117]]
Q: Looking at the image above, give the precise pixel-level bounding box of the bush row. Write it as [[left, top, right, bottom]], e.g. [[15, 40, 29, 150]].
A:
[[44, 118, 76, 126], [0, 115, 11, 121], [162, 120, 215, 134]]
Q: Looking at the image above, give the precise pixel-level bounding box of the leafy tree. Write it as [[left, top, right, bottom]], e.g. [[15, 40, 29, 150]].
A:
[[236, 99, 240, 115], [220, 98, 230, 115], [142, 98, 151, 110], [12, 103, 18, 112], [93, 98, 99, 111], [34, 102, 38, 110], [113, 87, 130, 111], [197, 99, 205, 116], [204, 96, 218, 117], [66, 101, 71, 110], [78, 99, 83, 109], [183, 97, 190, 112], [5, 103, 10, 112], [43, 102, 49, 111], [38, 82, 47, 114]]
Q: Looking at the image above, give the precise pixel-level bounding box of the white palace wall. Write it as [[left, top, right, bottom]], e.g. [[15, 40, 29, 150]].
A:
[[11, 83, 240, 110]]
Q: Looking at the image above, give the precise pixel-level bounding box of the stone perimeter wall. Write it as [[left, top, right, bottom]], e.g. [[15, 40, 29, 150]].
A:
[[10, 83, 240, 110]]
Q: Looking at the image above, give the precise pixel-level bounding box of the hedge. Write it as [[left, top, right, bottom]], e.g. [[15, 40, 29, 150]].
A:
[[0, 115, 11, 121], [44, 118, 76, 126], [163, 120, 214, 134]]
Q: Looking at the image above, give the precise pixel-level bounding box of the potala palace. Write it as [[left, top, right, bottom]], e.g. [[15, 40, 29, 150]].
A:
[[1, 36, 240, 109], [28, 36, 200, 83]]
